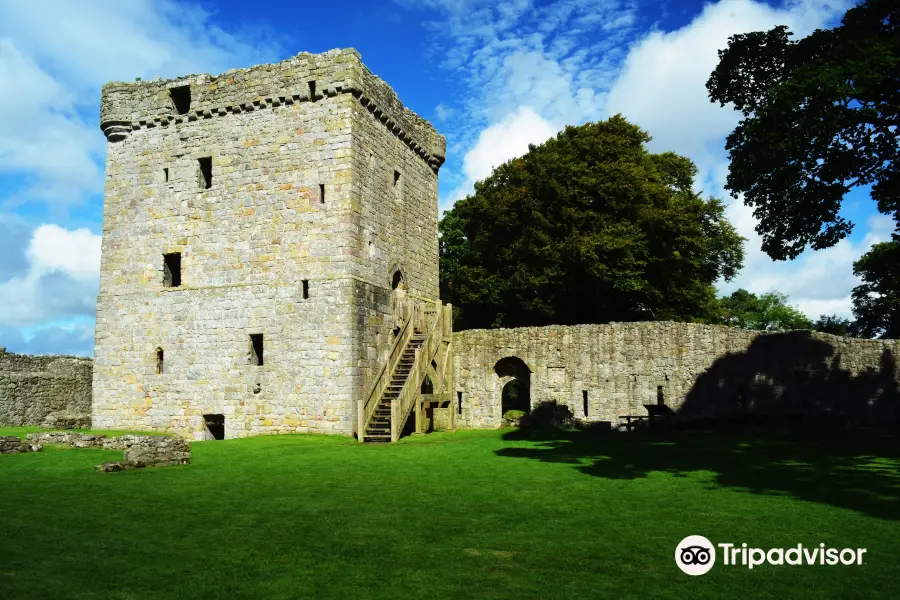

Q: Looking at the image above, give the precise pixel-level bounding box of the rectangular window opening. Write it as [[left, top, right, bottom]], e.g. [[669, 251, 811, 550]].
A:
[[249, 333, 264, 366], [163, 167, 169, 183], [393, 170, 402, 202], [308, 80, 316, 101], [582, 390, 589, 417], [169, 85, 191, 115], [203, 413, 225, 440], [657, 385, 665, 406], [319, 183, 325, 204], [198, 157, 212, 189], [163, 253, 182, 287], [156, 348, 164, 375], [457, 391, 463, 415], [302, 279, 309, 299]]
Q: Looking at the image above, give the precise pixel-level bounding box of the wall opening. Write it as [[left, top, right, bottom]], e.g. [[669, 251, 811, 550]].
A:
[[198, 157, 212, 189], [163, 167, 169, 183], [393, 170, 402, 202], [421, 374, 434, 395], [457, 391, 463, 415], [657, 385, 665, 406], [495, 356, 532, 414], [156, 348, 164, 375], [319, 183, 326, 204], [391, 269, 404, 290], [302, 280, 309, 299], [308, 80, 316, 101], [249, 334, 264, 366], [582, 390, 589, 416], [169, 85, 191, 115], [203, 414, 225, 440], [163, 253, 182, 287]]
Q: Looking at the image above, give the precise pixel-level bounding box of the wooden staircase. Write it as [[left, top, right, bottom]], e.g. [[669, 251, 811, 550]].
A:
[[362, 334, 426, 442], [358, 298, 454, 443]]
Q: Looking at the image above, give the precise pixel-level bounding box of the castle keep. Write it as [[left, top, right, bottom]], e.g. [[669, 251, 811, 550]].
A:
[[49, 48, 895, 441], [92, 49, 452, 441]]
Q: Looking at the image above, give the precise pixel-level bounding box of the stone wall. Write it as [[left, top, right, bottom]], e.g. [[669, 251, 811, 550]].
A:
[[452, 323, 900, 428], [93, 48, 443, 440], [0, 349, 92, 426]]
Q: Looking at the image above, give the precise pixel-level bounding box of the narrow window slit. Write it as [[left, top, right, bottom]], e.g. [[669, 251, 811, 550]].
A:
[[163, 167, 169, 183], [163, 253, 181, 287], [249, 334, 264, 366], [457, 391, 463, 415], [198, 157, 212, 189], [319, 183, 325, 204], [156, 348, 164, 374], [657, 385, 665, 406], [582, 390, 589, 416], [308, 80, 316, 101], [302, 280, 309, 299]]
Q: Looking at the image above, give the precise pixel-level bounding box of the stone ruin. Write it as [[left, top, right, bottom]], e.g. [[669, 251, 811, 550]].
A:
[[0, 431, 190, 471]]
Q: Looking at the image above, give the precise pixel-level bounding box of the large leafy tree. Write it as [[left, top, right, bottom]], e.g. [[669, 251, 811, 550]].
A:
[[813, 314, 858, 337], [707, 0, 899, 260], [851, 239, 900, 338], [717, 289, 813, 331], [439, 116, 745, 330]]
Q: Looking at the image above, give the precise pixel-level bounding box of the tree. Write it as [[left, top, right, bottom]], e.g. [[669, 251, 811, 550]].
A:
[[439, 116, 745, 330], [707, 0, 899, 260], [851, 239, 900, 338], [812, 314, 857, 337], [717, 289, 813, 331]]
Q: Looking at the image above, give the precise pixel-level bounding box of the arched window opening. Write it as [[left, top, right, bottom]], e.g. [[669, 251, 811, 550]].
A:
[[155, 347, 164, 375], [391, 269, 404, 290]]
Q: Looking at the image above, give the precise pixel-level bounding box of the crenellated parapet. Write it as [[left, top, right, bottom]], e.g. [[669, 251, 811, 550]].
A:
[[99, 48, 446, 171]]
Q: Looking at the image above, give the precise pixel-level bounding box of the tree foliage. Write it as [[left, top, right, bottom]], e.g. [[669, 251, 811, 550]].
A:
[[851, 239, 900, 338], [717, 289, 813, 331], [707, 0, 900, 260], [439, 116, 745, 330], [812, 314, 858, 337]]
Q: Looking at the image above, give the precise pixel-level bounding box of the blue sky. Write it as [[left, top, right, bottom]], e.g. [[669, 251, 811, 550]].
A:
[[0, 0, 891, 356]]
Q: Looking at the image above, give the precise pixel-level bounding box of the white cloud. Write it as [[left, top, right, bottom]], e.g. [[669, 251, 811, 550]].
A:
[[0, 0, 281, 209], [28, 224, 101, 280], [448, 106, 557, 205], [0, 224, 101, 327]]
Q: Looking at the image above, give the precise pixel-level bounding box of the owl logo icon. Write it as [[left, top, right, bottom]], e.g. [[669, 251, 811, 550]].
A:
[[675, 535, 716, 575]]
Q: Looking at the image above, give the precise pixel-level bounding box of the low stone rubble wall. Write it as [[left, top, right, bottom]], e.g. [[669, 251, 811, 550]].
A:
[[41, 413, 92, 430], [0, 435, 42, 454], [97, 436, 191, 471], [11, 431, 191, 470]]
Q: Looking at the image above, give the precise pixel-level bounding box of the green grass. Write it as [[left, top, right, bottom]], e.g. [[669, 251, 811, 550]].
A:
[[1, 426, 898, 599]]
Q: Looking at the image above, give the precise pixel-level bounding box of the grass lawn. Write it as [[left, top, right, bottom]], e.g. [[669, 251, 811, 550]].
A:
[[1, 426, 898, 599]]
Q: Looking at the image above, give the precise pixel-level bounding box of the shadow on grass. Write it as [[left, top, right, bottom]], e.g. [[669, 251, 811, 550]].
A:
[[497, 424, 900, 520]]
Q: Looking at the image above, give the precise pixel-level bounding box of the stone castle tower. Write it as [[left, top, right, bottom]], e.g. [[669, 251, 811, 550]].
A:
[[92, 49, 447, 440]]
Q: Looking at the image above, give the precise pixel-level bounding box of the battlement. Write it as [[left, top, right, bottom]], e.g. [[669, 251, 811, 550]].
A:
[[99, 48, 446, 171]]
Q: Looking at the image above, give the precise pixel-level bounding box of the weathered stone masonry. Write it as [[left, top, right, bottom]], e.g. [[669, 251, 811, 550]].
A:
[[452, 323, 900, 429], [93, 48, 444, 440], [0, 349, 92, 426]]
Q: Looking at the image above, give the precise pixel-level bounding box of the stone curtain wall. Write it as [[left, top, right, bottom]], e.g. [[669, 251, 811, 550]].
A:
[[452, 323, 900, 428], [0, 349, 92, 426], [93, 49, 444, 440]]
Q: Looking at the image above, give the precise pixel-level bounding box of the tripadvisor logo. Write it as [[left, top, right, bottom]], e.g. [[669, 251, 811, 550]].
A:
[[675, 536, 867, 576]]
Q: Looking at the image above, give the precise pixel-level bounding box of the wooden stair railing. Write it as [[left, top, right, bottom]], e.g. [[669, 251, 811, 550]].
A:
[[358, 298, 450, 442], [357, 302, 417, 442]]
